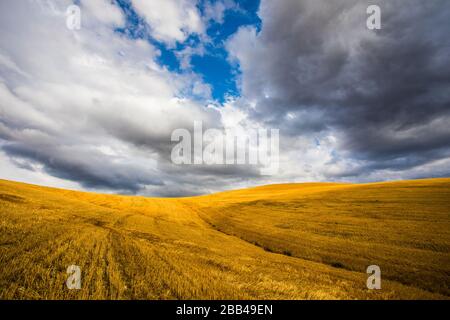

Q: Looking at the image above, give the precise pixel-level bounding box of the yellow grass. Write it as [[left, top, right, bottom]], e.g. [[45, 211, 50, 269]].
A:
[[0, 178, 449, 299]]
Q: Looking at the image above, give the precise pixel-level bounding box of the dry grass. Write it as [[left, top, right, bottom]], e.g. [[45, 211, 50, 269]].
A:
[[0, 178, 449, 299]]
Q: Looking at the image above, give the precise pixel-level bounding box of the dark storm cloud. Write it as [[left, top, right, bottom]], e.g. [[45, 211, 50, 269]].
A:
[[2, 142, 164, 193], [327, 147, 450, 179], [147, 165, 261, 197], [228, 0, 450, 176], [94, 110, 220, 161], [0, 98, 259, 195]]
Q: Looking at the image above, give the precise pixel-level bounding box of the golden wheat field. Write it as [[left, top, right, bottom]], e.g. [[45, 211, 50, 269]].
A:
[[0, 178, 449, 299]]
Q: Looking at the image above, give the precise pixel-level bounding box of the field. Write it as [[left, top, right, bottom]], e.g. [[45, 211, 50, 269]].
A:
[[0, 178, 449, 299]]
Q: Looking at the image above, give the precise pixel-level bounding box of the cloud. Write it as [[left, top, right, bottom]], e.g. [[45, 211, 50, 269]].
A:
[[203, 0, 238, 24], [0, 0, 269, 196], [82, 0, 125, 26], [1, 0, 449, 196], [130, 0, 204, 45], [227, 0, 450, 179], [3, 141, 163, 193], [0, 0, 226, 195]]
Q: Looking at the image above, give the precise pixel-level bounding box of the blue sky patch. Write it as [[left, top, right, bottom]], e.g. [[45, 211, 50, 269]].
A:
[[114, 0, 260, 103]]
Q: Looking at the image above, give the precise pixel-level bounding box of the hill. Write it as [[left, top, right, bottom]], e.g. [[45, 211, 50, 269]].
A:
[[0, 178, 449, 299]]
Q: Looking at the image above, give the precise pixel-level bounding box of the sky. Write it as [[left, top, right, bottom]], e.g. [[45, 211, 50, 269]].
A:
[[0, 0, 449, 196]]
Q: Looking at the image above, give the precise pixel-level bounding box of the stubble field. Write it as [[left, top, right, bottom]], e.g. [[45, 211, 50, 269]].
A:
[[0, 178, 449, 299]]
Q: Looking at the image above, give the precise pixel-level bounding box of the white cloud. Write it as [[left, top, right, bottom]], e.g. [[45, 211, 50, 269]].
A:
[[81, 0, 125, 27], [131, 0, 204, 45]]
